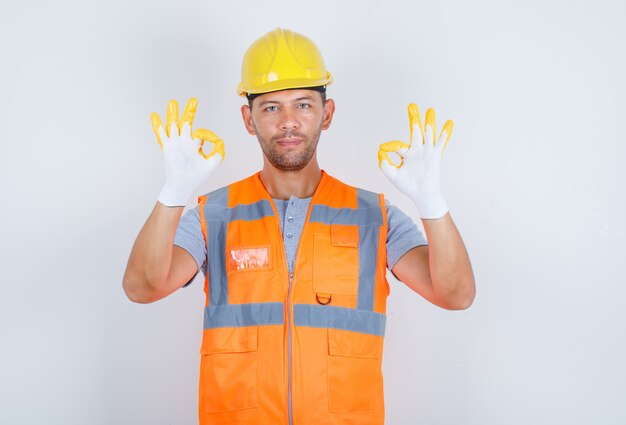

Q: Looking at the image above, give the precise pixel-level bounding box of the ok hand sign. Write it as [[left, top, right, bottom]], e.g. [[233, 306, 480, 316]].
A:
[[150, 98, 225, 207], [378, 103, 453, 219]]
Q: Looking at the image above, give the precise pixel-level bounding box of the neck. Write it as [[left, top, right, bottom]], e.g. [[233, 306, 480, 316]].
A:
[[260, 157, 322, 200]]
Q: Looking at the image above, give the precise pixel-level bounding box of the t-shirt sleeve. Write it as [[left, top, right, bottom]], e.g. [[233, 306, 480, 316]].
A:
[[385, 199, 428, 270], [173, 206, 207, 275]]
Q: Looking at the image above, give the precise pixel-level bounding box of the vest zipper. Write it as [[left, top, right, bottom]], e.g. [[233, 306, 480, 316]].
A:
[[271, 197, 295, 425], [287, 270, 294, 425], [285, 195, 316, 425], [269, 187, 319, 425]]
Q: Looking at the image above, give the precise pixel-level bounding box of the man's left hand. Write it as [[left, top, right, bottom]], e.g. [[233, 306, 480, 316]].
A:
[[378, 103, 453, 219]]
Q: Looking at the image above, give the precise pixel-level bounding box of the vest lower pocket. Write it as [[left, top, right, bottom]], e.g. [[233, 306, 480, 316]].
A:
[[200, 326, 259, 413], [327, 328, 383, 413]]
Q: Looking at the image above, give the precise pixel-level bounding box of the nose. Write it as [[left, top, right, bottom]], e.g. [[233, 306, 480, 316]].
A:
[[279, 108, 300, 130]]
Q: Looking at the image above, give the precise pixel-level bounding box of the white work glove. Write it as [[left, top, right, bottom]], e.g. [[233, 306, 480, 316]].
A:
[[150, 98, 225, 207], [378, 103, 453, 219]]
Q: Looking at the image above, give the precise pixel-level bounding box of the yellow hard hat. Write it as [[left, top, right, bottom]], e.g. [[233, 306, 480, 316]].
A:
[[237, 28, 333, 97]]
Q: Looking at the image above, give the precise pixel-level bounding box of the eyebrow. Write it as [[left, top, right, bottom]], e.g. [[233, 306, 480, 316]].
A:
[[258, 96, 314, 107]]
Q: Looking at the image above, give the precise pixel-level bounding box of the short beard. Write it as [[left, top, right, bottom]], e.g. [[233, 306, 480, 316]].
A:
[[259, 128, 321, 172]]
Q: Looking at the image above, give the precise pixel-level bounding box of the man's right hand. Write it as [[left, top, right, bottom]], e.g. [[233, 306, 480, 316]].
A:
[[151, 98, 225, 207]]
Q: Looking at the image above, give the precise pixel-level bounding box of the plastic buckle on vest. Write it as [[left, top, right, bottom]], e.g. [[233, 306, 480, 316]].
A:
[[316, 292, 332, 305]]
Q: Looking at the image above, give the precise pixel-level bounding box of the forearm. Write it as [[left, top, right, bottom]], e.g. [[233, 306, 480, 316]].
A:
[[123, 202, 184, 302], [422, 213, 475, 309]]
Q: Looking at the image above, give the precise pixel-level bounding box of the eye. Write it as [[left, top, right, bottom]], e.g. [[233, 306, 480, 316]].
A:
[[297, 103, 311, 109], [264, 105, 278, 112]]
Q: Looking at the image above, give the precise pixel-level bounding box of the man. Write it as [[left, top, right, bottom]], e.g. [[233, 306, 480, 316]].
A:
[[123, 28, 475, 425]]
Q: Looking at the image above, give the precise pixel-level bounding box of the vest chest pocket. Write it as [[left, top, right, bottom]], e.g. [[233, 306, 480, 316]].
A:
[[327, 328, 383, 413], [199, 326, 258, 413], [226, 246, 270, 272], [313, 224, 359, 296]]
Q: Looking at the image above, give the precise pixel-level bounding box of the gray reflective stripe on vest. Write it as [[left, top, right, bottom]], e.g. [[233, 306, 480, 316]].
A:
[[293, 304, 386, 336], [202, 189, 276, 307], [205, 187, 229, 307], [203, 302, 285, 329], [228, 199, 274, 222], [202, 198, 275, 223], [202, 303, 385, 336], [357, 189, 380, 311], [309, 204, 383, 226]]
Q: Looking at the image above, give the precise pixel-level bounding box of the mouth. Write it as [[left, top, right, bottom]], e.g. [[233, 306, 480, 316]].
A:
[[276, 138, 303, 147]]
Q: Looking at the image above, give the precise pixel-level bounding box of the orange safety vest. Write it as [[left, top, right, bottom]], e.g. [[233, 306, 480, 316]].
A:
[[197, 171, 390, 425]]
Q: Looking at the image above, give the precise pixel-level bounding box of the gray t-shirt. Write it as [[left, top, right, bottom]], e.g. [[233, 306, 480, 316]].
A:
[[174, 196, 427, 278]]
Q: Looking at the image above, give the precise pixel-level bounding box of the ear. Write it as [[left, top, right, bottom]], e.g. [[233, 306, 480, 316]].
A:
[[241, 104, 257, 135], [321, 99, 335, 130]]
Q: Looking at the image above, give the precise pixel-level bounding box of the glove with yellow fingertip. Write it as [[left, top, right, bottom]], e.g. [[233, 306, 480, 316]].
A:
[[378, 103, 453, 219], [150, 98, 225, 207]]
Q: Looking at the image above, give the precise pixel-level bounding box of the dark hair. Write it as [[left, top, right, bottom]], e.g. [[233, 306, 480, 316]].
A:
[[247, 86, 327, 108]]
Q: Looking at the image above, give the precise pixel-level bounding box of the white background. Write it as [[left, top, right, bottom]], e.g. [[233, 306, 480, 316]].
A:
[[1, 0, 625, 424]]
